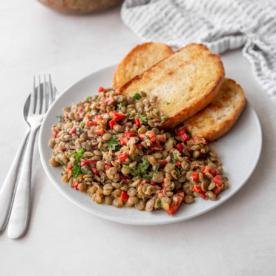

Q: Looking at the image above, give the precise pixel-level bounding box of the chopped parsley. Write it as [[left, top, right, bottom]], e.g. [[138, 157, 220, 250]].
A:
[[61, 173, 63, 176], [143, 174, 153, 182], [170, 137, 174, 140], [123, 157, 150, 177], [107, 136, 120, 151], [69, 148, 85, 178], [175, 166, 181, 175], [139, 115, 147, 124], [133, 92, 141, 101], [170, 153, 178, 164], [156, 199, 162, 208], [144, 135, 149, 140], [129, 157, 135, 161], [83, 166, 92, 175], [82, 122, 85, 128], [56, 115, 62, 122], [107, 88, 113, 91], [86, 96, 92, 100], [154, 166, 158, 173], [117, 103, 122, 110], [167, 102, 170, 105], [161, 115, 169, 121], [187, 131, 192, 138], [60, 160, 64, 165]]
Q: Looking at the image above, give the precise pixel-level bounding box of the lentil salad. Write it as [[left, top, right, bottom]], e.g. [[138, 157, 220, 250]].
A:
[[48, 87, 228, 215]]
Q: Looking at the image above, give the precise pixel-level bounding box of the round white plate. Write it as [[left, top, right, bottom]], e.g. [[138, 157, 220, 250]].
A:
[[39, 65, 262, 225]]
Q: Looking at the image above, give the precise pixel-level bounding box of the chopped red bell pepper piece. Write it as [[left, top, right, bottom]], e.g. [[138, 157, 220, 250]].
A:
[[125, 132, 137, 137], [212, 175, 223, 186], [118, 154, 128, 162], [139, 134, 145, 140], [120, 137, 128, 145], [157, 135, 165, 142], [140, 180, 147, 185], [159, 159, 168, 168], [105, 165, 112, 170], [199, 164, 205, 172], [192, 172, 199, 182], [78, 108, 83, 114], [213, 186, 222, 195], [86, 121, 98, 127], [98, 86, 105, 92], [52, 130, 58, 138], [109, 119, 115, 130], [134, 118, 141, 128], [150, 182, 156, 186], [114, 89, 121, 95], [177, 127, 190, 142], [98, 97, 115, 106], [203, 166, 216, 176], [193, 186, 202, 193], [136, 144, 143, 150], [73, 182, 79, 190], [120, 191, 129, 202], [174, 161, 181, 167], [165, 191, 185, 215], [202, 192, 207, 199], [69, 126, 77, 135], [110, 111, 126, 121], [91, 168, 98, 175], [149, 133, 156, 142], [95, 127, 104, 135], [81, 160, 97, 166]]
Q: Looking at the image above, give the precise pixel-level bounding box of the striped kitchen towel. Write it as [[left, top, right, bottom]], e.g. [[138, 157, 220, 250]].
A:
[[121, 0, 276, 99]]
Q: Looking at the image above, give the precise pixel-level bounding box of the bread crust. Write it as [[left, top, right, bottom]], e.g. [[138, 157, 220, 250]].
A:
[[119, 43, 225, 129], [113, 42, 174, 90], [184, 78, 246, 142]]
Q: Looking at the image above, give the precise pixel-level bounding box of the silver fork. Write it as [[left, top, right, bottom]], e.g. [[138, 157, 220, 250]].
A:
[[8, 75, 54, 239]]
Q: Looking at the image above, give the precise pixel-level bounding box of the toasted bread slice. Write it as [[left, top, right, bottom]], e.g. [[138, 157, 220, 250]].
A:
[[119, 44, 225, 129], [113, 42, 174, 90], [184, 78, 245, 142]]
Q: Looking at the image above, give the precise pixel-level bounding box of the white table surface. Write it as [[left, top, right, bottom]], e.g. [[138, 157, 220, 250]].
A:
[[1, 1, 276, 275]]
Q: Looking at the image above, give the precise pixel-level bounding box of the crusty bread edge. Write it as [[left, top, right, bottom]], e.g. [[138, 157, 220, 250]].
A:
[[113, 42, 174, 90], [185, 78, 246, 142]]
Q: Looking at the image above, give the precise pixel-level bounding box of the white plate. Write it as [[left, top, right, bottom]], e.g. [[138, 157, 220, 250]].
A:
[[39, 65, 262, 225]]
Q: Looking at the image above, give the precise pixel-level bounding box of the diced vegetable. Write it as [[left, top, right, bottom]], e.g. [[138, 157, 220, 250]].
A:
[[212, 175, 223, 186], [118, 154, 128, 162], [192, 172, 199, 182], [125, 132, 137, 137], [109, 119, 115, 130], [165, 191, 185, 215], [81, 160, 97, 166], [110, 111, 126, 121]]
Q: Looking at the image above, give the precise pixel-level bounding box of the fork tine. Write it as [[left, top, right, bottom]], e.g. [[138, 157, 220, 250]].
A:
[[36, 75, 42, 114], [42, 75, 47, 114], [49, 75, 54, 106], [28, 76, 36, 116]]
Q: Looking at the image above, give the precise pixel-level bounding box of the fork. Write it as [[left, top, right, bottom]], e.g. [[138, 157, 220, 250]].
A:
[[7, 75, 54, 239]]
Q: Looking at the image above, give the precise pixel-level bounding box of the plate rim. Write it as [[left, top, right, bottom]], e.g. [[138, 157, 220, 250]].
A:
[[38, 65, 263, 225]]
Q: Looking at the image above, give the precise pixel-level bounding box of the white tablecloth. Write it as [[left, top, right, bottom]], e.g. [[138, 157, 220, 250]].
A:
[[0, 1, 276, 275]]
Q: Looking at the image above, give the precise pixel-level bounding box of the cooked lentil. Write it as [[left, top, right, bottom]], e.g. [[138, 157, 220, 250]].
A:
[[49, 86, 228, 215]]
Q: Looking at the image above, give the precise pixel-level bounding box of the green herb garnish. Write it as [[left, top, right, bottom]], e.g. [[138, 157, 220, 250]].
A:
[[175, 166, 181, 175], [61, 173, 63, 176], [154, 166, 158, 173], [187, 131, 192, 138], [70, 148, 85, 178], [156, 199, 162, 208], [123, 157, 150, 177], [133, 92, 141, 101], [167, 102, 170, 105], [60, 160, 64, 165], [170, 137, 174, 140], [107, 136, 120, 151], [82, 122, 85, 128], [130, 157, 135, 161], [83, 166, 92, 175], [144, 135, 149, 140], [56, 115, 62, 122], [143, 174, 153, 182], [139, 115, 147, 124], [161, 115, 169, 121], [170, 153, 178, 164], [117, 103, 122, 110], [87, 96, 92, 100]]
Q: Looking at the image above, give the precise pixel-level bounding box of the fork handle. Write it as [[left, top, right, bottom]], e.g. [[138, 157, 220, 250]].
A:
[[8, 127, 39, 239], [0, 128, 30, 233]]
